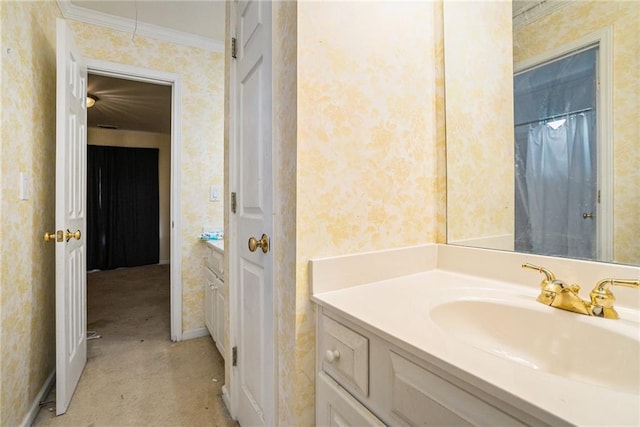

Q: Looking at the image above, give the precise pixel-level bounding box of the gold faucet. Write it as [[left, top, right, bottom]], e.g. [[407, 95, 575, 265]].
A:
[[521, 263, 639, 319]]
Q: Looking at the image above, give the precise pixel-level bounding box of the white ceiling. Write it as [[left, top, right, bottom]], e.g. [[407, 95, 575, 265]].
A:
[[87, 74, 172, 134], [64, 0, 226, 134]]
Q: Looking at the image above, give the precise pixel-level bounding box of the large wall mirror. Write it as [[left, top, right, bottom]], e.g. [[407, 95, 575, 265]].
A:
[[444, 0, 639, 266]]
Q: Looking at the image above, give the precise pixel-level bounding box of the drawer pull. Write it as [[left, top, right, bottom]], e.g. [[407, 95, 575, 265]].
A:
[[325, 349, 341, 363]]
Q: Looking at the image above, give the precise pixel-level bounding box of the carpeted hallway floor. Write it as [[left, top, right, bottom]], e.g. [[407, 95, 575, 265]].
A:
[[33, 264, 237, 427]]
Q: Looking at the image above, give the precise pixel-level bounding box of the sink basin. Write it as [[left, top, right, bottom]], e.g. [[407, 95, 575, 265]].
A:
[[430, 298, 640, 394]]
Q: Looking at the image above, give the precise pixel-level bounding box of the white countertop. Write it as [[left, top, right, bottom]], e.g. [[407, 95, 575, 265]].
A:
[[204, 239, 224, 253], [311, 245, 640, 426]]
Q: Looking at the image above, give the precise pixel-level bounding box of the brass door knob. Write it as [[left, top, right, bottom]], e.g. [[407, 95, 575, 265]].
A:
[[582, 212, 594, 219], [65, 229, 81, 242], [44, 231, 57, 243], [248, 234, 269, 253]]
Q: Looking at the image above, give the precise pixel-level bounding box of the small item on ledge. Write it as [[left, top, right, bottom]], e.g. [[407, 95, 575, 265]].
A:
[[200, 231, 224, 241]]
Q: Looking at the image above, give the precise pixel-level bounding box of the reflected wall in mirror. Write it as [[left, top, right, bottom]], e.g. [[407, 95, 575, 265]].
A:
[[444, 0, 639, 266]]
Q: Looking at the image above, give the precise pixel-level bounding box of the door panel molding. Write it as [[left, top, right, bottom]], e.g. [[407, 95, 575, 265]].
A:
[[56, 18, 88, 415]]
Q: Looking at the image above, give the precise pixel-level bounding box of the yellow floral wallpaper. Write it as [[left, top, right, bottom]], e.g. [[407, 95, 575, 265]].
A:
[[434, 0, 447, 246], [444, 1, 515, 245], [514, 0, 639, 264], [1, 1, 60, 424], [67, 21, 225, 331], [272, 1, 298, 425], [295, 1, 443, 424]]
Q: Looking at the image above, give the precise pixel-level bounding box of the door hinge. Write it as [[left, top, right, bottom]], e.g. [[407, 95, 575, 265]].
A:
[[231, 192, 237, 214], [597, 190, 601, 203], [232, 346, 238, 366], [231, 37, 237, 59]]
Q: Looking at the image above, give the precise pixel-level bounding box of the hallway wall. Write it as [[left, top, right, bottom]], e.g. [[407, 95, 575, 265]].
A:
[[0, 1, 60, 424]]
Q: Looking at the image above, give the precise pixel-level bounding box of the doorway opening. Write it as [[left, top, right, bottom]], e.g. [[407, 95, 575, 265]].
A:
[[513, 28, 613, 262], [86, 60, 184, 342], [514, 46, 598, 259], [86, 72, 172, 339]]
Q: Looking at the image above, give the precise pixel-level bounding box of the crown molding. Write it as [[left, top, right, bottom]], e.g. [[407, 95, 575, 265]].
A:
[[513, 1, 571, 30], [57, 0, 224, 53]]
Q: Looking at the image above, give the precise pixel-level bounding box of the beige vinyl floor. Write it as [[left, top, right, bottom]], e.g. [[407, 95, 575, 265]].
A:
[[33, 264, 238, 427]]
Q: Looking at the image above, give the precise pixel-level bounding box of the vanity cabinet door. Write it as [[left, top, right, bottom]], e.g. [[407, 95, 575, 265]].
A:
[[204, 268, 217, 338], [317, 372, 384, 427], [205, 246, 224, 276], [388, 351, 524, 427], [214, 279, 225, 356]]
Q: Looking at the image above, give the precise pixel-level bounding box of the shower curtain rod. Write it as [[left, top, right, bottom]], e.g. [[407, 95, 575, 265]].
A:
[[515, 107, 593, 127]]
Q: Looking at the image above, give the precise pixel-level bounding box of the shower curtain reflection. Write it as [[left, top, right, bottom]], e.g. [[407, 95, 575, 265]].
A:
[[514, 46, 598, 259], [515, 113, 596, 258]]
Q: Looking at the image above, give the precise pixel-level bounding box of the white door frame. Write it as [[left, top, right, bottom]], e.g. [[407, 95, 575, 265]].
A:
[[228, 0, 238, 417], [85, 59, 184, 341], [514, 27, 613, 261]]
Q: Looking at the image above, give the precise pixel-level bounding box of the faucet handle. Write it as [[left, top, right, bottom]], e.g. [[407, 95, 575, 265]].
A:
[[522, 263, 556, 282], [523, 263, 562, 305], [521, 263, 582, 292], [589, 278, 640, 319]]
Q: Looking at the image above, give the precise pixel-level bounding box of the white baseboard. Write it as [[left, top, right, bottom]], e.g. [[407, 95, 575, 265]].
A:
[[182, 327, 210, 340], [20, 370, 55, 427]]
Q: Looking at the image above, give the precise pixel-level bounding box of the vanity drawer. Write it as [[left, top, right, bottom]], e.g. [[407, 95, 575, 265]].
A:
[[320, 315, 369, 396], [205, 246, 223, 277]]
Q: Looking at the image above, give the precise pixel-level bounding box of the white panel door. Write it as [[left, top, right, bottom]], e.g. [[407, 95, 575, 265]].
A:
[[55, 18, 88, 415], [233, 0, 274, 425]]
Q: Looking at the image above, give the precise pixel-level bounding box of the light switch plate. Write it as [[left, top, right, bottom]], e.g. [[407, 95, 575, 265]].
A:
[[19, 172, 29, 200], [209, 185, 221, 202]]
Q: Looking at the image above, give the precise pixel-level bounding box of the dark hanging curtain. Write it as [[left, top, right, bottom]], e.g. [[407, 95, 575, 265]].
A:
[[87, 145, 160, 270]]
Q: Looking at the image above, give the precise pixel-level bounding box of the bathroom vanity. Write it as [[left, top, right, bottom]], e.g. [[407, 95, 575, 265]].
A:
[[204, 240, 225, 359], [311, 244, 640, 426], [316, 307, 540, 426]]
